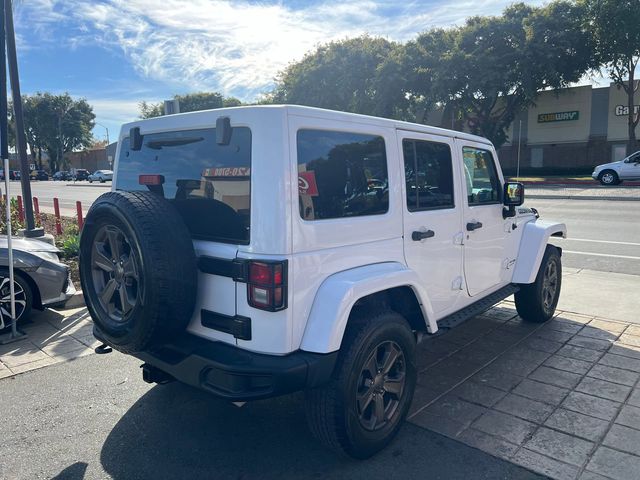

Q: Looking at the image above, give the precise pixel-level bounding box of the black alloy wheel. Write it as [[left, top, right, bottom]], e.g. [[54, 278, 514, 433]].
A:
[[90, 224, 141, 323], [356, 340, 406, 432]]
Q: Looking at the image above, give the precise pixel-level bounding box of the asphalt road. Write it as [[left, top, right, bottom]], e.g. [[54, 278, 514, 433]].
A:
[[2, 180, 109, 216], [0, 352, 541, 480], [4, 181, 638, 276], [526, 198, 640, 276]]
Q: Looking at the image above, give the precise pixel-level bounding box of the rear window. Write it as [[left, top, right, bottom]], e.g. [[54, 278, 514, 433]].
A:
[[116, 127, 251, 244], [297, 129, 388, 221]]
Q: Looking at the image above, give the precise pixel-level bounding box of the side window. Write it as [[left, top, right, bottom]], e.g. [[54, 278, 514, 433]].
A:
[[462, 146, 501, 205], [403, 139, 454, 211], [297, 129, 388, 220]]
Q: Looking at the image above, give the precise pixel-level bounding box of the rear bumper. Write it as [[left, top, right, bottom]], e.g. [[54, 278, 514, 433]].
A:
[[99, 329, 338, 401]]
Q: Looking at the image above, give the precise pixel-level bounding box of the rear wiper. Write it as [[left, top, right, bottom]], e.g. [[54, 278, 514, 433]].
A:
[[145, 137, 204, 150]]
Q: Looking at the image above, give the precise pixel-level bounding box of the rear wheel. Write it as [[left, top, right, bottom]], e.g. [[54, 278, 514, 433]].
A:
[[515, 245, 562, 323], [598, 170, 619, 185], [305, 311, 416, 458]]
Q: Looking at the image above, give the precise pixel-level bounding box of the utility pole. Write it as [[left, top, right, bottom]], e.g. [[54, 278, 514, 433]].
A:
[[3, 0, 42, 237]]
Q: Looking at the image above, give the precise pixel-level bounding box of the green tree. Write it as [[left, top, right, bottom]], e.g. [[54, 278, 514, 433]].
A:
[[268, 36, 404, 118], [402, 1, 595, 147], [583, 0, 640, 154], [139, 92, 242, 118], [12, 93, 95, 172]]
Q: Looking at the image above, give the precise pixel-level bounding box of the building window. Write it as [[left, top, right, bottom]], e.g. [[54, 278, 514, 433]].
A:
[[531, 147, 544, 168]]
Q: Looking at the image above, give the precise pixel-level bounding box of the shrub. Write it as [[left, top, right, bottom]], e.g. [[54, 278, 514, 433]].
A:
[[60, 234, 80, 258]]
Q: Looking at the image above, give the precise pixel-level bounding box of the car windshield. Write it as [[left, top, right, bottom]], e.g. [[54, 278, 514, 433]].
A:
[[115, 127, 251, 244]]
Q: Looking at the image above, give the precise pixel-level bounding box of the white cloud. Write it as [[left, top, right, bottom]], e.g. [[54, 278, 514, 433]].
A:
[[17, 0, 547, 101]]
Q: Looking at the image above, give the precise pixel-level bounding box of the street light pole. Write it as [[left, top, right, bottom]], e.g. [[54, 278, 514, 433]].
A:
[[95, 122, 109, 145], [4, 0, 42, 237]]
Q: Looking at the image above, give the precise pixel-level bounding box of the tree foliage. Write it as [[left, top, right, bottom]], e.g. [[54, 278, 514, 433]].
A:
[[583, 0, 640, 154], [403, 1, 595, 147], [268, 2, 595, 149], [13, 93, 95, 172], [268, 36, 413, 118], [139, 92, 242, 118]]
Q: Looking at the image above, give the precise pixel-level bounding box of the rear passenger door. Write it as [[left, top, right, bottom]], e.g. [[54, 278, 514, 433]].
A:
[[398, 131, 465, 316], [458, 141, 506, 296]]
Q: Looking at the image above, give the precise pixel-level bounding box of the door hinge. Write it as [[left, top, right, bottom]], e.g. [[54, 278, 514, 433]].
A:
[[452, 276, 464, 290], [453, 232, 464, 245]]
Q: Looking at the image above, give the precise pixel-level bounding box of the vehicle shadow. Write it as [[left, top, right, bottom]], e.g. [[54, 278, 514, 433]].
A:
[[99, 384, 348, 479]]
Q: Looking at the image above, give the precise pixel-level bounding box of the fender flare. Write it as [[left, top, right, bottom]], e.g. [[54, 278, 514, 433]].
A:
[[299, 262, 437, 354], [512, 219, 567, 284]]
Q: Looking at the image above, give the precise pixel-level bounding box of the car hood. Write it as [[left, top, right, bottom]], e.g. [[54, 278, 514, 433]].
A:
[[594, 160, 623, 170], [0, 236, 60, 253]]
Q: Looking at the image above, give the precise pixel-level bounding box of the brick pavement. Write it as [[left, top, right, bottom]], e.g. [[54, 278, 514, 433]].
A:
[[408, 302, 640, 480]]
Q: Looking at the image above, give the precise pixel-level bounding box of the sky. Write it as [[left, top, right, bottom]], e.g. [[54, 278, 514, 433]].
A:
[[13, 0, 562, 142]]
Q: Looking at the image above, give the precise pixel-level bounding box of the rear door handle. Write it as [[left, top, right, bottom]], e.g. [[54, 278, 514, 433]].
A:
[[466, 221, 483, 231], [412, 230, 435, 241]]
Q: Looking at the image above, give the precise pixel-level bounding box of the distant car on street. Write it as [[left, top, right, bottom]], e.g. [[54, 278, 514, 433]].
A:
[[72, 169, 90, 181], [10, 170, 20, 180], [30, 170, 49, 181], [0, 236, 75, 328], [592, 151, 640, 185], [88, 170, 113, 183], [53, 171, 72, 181]]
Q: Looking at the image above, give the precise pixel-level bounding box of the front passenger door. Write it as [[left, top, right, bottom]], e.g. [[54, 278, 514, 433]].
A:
[[459, 142, 506, 297]]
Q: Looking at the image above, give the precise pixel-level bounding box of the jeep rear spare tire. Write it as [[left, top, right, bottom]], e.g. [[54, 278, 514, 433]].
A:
[[79, 191, 197, 353]]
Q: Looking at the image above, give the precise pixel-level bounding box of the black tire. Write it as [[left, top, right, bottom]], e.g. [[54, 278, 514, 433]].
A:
[[305, 311, 416, 459], [515, 245, 562, 323], [79, 191, 197, 353], [0, 270, 33, 328], [598, 170, 619, 186]]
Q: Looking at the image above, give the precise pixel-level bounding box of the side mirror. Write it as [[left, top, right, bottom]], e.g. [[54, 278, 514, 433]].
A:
[[503, 181, 524, 207]]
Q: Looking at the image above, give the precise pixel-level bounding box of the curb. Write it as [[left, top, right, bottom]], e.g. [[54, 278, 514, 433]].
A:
[[527, 194, 640, 201], [64, 183, 110, 188], [62, 291, 86, 309]]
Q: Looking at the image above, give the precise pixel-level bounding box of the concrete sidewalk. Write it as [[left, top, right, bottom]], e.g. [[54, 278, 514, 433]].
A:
[[526, 185, 640, 201], [0, 306, 97, 378]]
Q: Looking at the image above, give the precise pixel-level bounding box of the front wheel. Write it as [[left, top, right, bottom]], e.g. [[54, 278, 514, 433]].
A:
[[0, 272, 33, 329], [515, 245, 562, 323], [599, 170, 619, 185], [305, 311, 416, 458]]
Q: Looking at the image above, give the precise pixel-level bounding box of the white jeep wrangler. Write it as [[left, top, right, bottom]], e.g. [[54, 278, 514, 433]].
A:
[[79, 105, 566, 458]]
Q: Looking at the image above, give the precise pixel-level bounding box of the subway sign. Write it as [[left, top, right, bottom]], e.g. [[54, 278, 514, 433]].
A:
[[537, 111, 580, 123], [615, 105, 640, 116]]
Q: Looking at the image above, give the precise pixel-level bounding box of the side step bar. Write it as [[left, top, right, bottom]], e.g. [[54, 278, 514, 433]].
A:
[[436, 284, 520, 331]]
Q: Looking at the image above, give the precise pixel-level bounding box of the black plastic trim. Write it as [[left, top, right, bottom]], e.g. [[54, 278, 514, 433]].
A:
[[127, 332, 339, 401], [201, 309, 252, 340], [198, 256, 248, 282]]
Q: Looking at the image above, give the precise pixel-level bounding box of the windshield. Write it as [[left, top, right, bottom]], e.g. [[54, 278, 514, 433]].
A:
[[116, 126, 252, 244]]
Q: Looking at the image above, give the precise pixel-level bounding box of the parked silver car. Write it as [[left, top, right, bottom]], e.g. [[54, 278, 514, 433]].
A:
[[0, 237, 75, 328], [88, 170, 113, 183], [592, 151, 640, 185]]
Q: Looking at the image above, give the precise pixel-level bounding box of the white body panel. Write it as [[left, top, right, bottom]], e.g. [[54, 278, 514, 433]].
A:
[[300, 262, 436, 353], [397, 130, 465, 316], [512, 220, 567, 284]]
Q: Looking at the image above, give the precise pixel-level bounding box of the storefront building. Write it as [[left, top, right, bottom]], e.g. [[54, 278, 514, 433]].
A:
[[495, 83, 639, 175]]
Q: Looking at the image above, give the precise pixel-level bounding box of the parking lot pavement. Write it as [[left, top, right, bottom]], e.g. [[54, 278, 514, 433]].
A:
[[409, 303, 640, 480], [0, 307, 98, 378]]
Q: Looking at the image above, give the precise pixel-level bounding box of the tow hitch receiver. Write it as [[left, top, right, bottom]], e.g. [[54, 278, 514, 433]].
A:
[[141, 363, 174, 384]]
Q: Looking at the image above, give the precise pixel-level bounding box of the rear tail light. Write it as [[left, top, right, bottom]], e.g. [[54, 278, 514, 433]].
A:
[[247, 260, 287, 311]]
